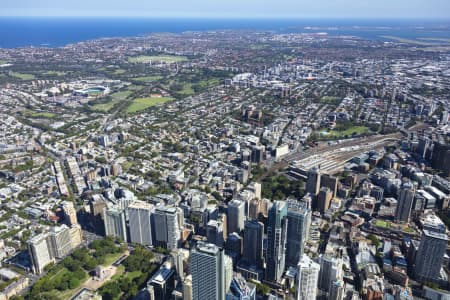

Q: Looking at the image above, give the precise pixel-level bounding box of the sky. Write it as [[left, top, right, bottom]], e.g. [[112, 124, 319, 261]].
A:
[[1, 0, 450, 19]]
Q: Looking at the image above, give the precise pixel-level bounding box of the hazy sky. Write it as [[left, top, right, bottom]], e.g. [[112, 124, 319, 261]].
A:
[[1, 0, 450, 19]]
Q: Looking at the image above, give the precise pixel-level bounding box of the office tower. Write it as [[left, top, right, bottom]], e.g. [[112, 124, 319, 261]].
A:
[[147, 262, 176, 300], [414, 229, 448, 282], [183, 275, 193, 300], [69, 225, 83, 248], [228, 199, 245, 234], [265, 201, 288, 283], [370, 186, 384, 202], [47, 225, 72, 259], [171, 248, 188, 280], [191, 242, 231, 300], [242, 220, 264, 268], [61, 201, 78, 226], [128, 200, 153, 246], [225, 232, 242, 264], [318, 187, 333, 213], [251, 145, 264, 163], [321, 174, 338, 198], [207, 220, 225, 247], [103, 206, 128, 242], [286, 200, 310, 268], [297, 254, 320, 300], [306, 167, 321, 197], [329, 280, 345, 300], [226, 274, 256, 300], [431, 142, 450, 176], [248, 199, 260, 220], [238, 220, 264, 281], [395, 182, 415, 223], [247, 182, 262, 200], [27, 233, 54, 274], [318, 255, 343, 294], [90, 196, 106, 217], [153, 206, 180, 250]]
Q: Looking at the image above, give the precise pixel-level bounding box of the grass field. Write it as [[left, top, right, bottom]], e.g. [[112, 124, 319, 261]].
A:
[[43, 71, 65, 76], [131, 76, 163, 82], [91, 90, 132, 112], [9, 72, 35, 80], [128, 55, 187, 63], [126, 97, 174, 113], [321, 126, 369, 139], [113, 69, 126, 75], [381, 36, 436, 46], [102, 252, 125, 266], [24, 110, 56, 118], [375, 220, 390, 228], [48, 267, 88, 299], [320, 96, 341, 105]]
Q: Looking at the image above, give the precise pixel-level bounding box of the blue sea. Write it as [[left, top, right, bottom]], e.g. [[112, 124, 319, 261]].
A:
[[0, 17, 449, 48]]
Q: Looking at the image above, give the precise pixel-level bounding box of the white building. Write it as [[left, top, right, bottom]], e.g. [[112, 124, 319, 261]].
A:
[[128, 200, 154, 246], [297, 254, 320, 300]]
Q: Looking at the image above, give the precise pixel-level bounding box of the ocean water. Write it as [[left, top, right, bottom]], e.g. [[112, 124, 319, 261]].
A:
[[0, 17, 449, 48]]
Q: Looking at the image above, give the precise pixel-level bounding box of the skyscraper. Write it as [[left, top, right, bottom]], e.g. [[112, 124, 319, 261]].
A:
[[318, 187, 333, 213], [242, 220, 264, 268], [153, 206, 180, 250], [47, 224, 72, 259], [297, 254, 320, 300], [329, 280, 345, 300], [321, 173, 338, 198], [395, 182, 415, 223], [191, 242, 232, 300], [128, 200, 153, 246], [265, 201, 288, 284], [103, 206, 128, 242], [414, 229, 448, 282], [147, 261, 176, 300], [286, 200, 310, 268], [228, 199, 245, 234], [61, 201, 78, 226], [318, 255, 343, 294], [306, 167, 321, 197], [207, 219, 225, 248], [28, 233, 54, 275], [226, 274, 256, 300]]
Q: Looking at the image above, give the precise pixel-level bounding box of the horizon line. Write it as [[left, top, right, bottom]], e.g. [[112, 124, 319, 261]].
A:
[[1, 15, 450, 21]]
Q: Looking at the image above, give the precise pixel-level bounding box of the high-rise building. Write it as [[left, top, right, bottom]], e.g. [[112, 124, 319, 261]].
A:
[[183, 275, 193, 300], [225, 232, 242, 264], [306, 167, 321, 197], [321, 174, 338, 198], [226, 274, 256, 300], [242, 220, 264, 268], [191, 242, 231, 300], [251, 146, 265, 163], [69, 225, 83, 249], [128, 200, 153, 246], [395, 182, 415, 223], [286, 200, 310, 268], [103, 206, 128, 242], [207, 219, 225, 248], [265, 201, 288, 284], [228, 199, 245, 234], [147, 261, 176, 300], [329, 280, 345, 300], [317, 187, 333, 213], [318, 255, 343, 294], [248, 199, 260, 220], [47, 224, 72, 259], [153, 206, 180, 250], [297, 254, 320, 300], [27, 233, 54, 275], [414, 229, 448, 282], [61, 201, 78, 226]]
